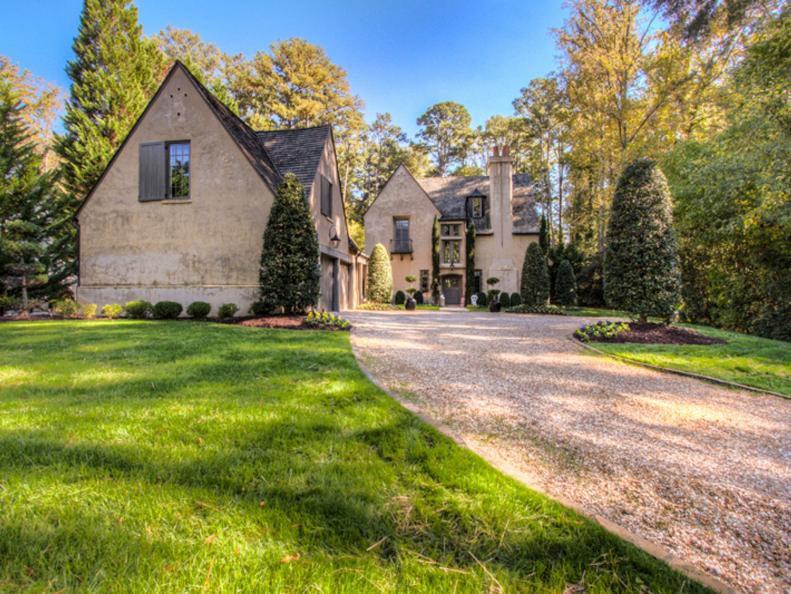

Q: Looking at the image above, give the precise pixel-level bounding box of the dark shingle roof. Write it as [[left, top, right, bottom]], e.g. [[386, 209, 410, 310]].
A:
[[257, 126, 331, 193], [416, 173, 539, 234]]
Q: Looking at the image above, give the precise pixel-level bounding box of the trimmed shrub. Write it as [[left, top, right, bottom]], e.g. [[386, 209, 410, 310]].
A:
[[250, 301, 275, 316], [465, 222, 476, 305], [125, 300, 152, 319], [153, 301, 183, 319], [394, 290, 406, 305], [499, 292, 511, 308], [506, 304, 566, 315], [51, 298, 79, 318], [414, 291, 424, 305], [186, 301, 211, 319], [367, 243, 393, 303], [305, 309, 351, 331], [476, 291, 487, 306], [81, 303, 98, 319], [357, 302, 399, 311], [521, 243, 550, 306], [510, 292, 522, 306], [102, 303, 123, 319], [605, 159, 680, 321], [258, 173, 320, 313], [219, 303, 239, 318], [554, 259, 577, 306], [574, 321, 629, 343]]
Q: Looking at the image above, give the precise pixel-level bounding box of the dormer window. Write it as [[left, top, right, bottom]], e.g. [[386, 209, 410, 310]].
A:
[[467, 189, 487, 219], [471, 197, 483, 218]]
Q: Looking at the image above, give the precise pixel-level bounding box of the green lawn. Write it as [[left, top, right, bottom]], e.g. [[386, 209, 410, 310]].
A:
[[589, 324, 791, 396], [0, 321, 708, 593], [398, 303, 441, 311]]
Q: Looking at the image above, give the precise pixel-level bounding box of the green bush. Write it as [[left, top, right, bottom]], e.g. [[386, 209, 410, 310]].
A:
[[153, 301, 183, 319], [605, 159, 680, 321], [414, 290, 424, 305], [367, 243, 393, 303], [258, 173, 320, 313], [124, 300, 152, 319], [521, 243, 550, 306], [51, 298, 79, 318], [574, 321, 630, 343], [219, 303, 239, 318], [506, 304, 566, 315], [0, 294, 18, 315], [394, 290, 406, 305], [510, 292, 522, 306], [554, 259, 577, 306], [475, 291, 487, 306], [499, 292, 511, 308], [81, 303, 98, 319], [357, 302, 399, 311], [305, 309, 351, 331], [186, 301, 211, 319], [102, 303, 123, 319], [249, 301, 274, 316]]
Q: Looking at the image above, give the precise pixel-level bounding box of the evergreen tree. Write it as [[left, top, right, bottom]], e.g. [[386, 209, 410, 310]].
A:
[[54, 0, 165, 285], [520, 243, 550, 306], [366, 243, 393, 303], [0, 81, 57, 311], [538, 214, 549, 254], [258, 174, 320, 313], [554, 259, 577, 306], [605, 159, 680, 321], [431, 216, 440, 288], [416, 102, 473, 175], [464, 221, 476, 305]]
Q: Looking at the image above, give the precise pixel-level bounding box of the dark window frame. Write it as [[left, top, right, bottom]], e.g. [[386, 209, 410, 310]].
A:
[[320, 175, 333, 217], [473, 269, 482, 294], [166, 140, 191, 199], [419, 269, 429, 292]]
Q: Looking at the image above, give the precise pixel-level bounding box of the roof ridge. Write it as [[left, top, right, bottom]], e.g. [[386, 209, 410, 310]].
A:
[[256, 124, 332, 134]]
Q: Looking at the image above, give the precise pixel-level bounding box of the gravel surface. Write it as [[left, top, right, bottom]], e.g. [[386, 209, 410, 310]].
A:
[[348, 310, 791, 594]]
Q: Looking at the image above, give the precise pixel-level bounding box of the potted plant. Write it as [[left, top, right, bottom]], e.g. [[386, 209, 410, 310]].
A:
[[404, 275, 417, 310], [486, 277, 501, 312]]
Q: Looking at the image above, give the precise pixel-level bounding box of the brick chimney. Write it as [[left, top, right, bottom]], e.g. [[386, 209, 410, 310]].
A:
[[487, 145, 513, 247]]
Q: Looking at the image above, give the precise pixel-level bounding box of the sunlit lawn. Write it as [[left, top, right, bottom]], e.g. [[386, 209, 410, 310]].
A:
[[0, 321, 708, 592], [590, 324, 791, 396]]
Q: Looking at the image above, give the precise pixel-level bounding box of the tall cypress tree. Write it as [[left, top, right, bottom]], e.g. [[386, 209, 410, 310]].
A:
[[464, 221, 475, 305], [54, 0, 165, 284], [431, 215, 440, 285], [259, 174, 320, 313], [0, 81, 57, 311], [521, 243, 550, 306], [538, 214, 549, 254]]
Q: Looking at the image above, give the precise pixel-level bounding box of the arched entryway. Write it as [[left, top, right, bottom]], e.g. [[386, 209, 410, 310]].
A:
[[441, 274, 463, 305]]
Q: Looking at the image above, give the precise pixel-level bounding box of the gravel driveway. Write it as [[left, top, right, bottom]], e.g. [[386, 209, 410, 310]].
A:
[[348, 310, 791, 594]]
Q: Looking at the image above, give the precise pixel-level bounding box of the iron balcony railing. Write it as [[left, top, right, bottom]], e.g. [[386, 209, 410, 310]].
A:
[[390, 238, 413, 254]]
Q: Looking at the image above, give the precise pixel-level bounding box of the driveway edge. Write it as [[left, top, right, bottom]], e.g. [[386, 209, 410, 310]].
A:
[[350, 341, 734, 594]]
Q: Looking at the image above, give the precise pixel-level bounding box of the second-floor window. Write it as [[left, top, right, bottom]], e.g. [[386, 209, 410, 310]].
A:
[[139, 140, 190, 201], [441, 239, 460, 264], [168, 142, 190, 198], [320, 175, 333, 217], [471, 197, 483, 218], [393, 217, 410, 252], [441, 223, 461, 237]]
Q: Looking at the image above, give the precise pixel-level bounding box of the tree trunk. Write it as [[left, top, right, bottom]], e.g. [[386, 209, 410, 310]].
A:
[[21, 274, 29, 312]]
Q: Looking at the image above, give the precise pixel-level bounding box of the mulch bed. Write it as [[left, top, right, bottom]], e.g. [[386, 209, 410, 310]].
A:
[[238, 315, 307, 329], [609, 322, 726, 345]]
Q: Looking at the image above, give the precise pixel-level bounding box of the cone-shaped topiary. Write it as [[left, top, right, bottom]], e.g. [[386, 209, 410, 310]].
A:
[[394, 290, 406, 305], [259, 173, 320, 313], [367, 243, 393, 303], [521, 243, 550, 306], [605, 159, 680, 321], [499, 292, 511, 308], [554, 259, 577, 306]]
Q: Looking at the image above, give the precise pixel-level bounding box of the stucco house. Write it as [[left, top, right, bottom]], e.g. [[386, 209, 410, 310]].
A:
[[75, 61, 366, 314], [364, 148, 540, 305]]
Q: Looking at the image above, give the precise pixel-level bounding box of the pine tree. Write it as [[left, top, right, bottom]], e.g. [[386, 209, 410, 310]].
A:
[[0, 81, 57, 311], [520, 243, 550, 306], [538, 214, 549, 254], [554, 259, 577, 306], [53, 0, 165, 285], [605, 159, 680, 321], [259, 174, 320, 313], [464, 221, 476, 305], [366, 243, 393, 303]]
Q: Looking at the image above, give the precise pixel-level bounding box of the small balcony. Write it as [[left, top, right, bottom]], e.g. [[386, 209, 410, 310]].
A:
[[390, 238, 413, 254]]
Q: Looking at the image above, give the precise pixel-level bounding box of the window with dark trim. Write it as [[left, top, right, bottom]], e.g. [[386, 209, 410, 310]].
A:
[[473, 269, 482, 294], [471, 197, 483, 218], [139, 140, 190, 201], [393, 217, 411, 253], [168, 142, 190, 198], [420, 269, 429, 292], [320, 175, 333, 217]]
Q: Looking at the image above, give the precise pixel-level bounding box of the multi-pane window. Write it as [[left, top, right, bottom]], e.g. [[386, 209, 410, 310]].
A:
[[441, 223, 461, 237], [420, 270, 429, 292], [393, 218, 411, 252], [441, 239, 460, 264], [471, 197, 483, 218], [320, 175, 333, 217], [168, 142, 190, 198]]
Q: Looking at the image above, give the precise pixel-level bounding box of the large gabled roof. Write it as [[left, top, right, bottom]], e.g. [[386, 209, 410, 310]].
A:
[[257, 126, 331, 193]]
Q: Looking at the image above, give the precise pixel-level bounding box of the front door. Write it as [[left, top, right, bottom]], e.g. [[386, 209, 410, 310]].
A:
[[441, 275, 462, 305]]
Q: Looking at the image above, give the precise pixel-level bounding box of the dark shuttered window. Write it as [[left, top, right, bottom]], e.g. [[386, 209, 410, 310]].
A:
[[168, 142, 190, 198], [320, 175, 332, 217], [139, 142, 167, 201]]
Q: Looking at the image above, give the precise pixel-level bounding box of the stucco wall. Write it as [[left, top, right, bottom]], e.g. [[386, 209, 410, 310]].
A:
[[364, 166, 440, 300], [475, 233, 537, 297]]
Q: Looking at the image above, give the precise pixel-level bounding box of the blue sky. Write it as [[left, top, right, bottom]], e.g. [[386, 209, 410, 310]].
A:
[[0, 0, 568, 136]]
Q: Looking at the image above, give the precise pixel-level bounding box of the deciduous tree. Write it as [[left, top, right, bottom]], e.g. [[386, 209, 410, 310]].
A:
[[416, 102, 473, 176]]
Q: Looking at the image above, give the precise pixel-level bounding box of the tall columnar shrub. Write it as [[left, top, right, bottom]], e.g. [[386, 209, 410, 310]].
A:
[[431, 216, 440, 288], [538, 214, 549, 254], [464, 221, 475, 305], [366, 243, 393, 303], [554, 259, 577, 306], [605, 159, 680, 321], [521, 243, 550, 306], [259, 173, 321, 313]]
